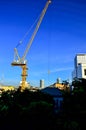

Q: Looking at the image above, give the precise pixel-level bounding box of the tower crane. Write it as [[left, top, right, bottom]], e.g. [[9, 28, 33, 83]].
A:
[[11, 0, 51, 91]]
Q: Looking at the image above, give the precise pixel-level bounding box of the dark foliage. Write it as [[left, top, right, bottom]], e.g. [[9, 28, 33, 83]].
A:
[[0, 89, 55, 130], [62, 78, 86, 130], [0, 80, 86, 130]]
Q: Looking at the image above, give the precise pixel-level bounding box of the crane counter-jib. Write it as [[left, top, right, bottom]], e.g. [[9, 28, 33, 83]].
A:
[[11, 62, 26, 66]]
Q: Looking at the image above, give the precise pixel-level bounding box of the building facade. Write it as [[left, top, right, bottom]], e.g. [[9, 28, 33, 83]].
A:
[[40, 79, 44, 89], [72, 54, 86, 79]]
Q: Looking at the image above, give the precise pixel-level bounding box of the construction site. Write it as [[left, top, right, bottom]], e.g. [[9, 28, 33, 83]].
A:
[[0, 0, 72, 93], [1, 0, 85, 92]]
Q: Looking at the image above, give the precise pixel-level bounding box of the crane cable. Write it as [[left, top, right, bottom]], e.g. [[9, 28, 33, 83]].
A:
[[16, 14, 41, 48], [47, 36, 51, 86], [14, 14, 40, 62]]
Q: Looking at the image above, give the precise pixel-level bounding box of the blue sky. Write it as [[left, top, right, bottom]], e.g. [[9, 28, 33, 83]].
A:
[[0, 0, 86, 87]]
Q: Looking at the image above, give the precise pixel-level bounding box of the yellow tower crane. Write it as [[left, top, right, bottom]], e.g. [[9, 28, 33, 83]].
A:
[[11, 0, 51, 91]]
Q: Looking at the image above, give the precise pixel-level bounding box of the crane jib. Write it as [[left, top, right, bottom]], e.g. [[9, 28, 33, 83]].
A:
[[21, 0, 51, 62]]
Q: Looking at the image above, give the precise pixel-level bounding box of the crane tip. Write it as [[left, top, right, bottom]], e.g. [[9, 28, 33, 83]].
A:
[[48, 0, 51, 4]]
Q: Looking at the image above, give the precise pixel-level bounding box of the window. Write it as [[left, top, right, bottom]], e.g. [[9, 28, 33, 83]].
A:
[[84, 69, 86, 75]]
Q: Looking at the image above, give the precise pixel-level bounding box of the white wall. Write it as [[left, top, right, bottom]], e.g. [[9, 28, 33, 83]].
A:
[[73, 54, 86, 79], [81, 64, 86, 79]]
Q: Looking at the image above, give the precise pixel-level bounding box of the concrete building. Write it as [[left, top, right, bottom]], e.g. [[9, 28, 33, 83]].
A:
[[72, 54, 86, 79], [0, 86, 15, 92], [40, 79, 44, 89], [20, 81, 30, 88]]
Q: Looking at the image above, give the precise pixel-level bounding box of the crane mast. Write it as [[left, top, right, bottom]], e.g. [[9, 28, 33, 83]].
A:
[[11, 0, 51, 91]]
